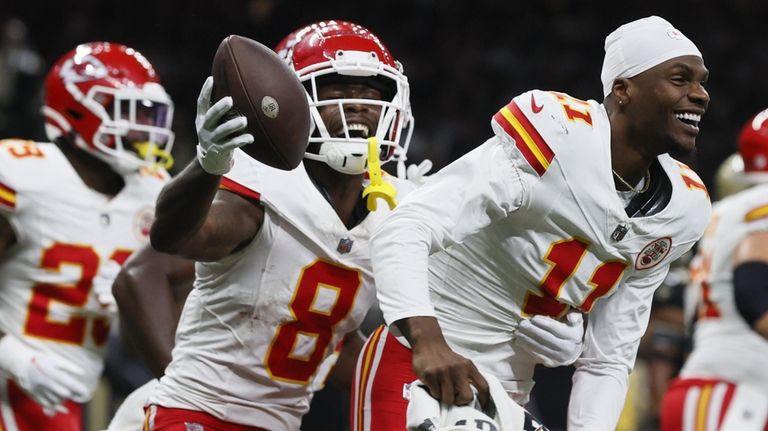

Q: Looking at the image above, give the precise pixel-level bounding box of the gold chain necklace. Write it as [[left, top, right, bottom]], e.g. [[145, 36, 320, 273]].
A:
[[612, 169, 651, 193]]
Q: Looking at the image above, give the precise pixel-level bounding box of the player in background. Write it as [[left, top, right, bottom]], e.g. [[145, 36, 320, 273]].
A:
[[0, 42, 174, 431], [105, 247, 192, 431], [355, 16, 711, 431], [660, 110, 768, 431], [141, 21, 417, 430]]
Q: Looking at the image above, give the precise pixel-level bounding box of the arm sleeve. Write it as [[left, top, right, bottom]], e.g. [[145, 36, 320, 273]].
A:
[[733, 209, 768, 327], [567, 266, 669, 431], [733, 261, 768, 327], [373, 137, 531, 325]]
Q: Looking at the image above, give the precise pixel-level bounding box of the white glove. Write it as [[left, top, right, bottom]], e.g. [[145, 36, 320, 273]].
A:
[[92, 259, 122, 311], [0, 335, 90, 415], [405, 159, 433, 187], [195, 76, 254, 175], [514, 311, 584, 368]]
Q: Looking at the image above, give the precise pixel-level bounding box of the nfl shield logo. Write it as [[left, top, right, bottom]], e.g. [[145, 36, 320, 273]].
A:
[[185, 423, 204, 431], [611, 224, 628, 241], [337, 237, 354, 254]]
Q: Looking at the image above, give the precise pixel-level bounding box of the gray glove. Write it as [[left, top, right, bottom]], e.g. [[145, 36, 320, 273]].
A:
[[195, 76, 254, 175]]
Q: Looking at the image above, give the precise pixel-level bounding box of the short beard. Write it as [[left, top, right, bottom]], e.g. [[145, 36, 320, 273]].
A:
[[667, 138, 697, 161]]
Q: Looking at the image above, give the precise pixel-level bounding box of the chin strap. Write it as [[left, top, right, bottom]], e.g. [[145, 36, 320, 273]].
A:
[[362, 137, 397, 211], [134, 141, 175, 170]]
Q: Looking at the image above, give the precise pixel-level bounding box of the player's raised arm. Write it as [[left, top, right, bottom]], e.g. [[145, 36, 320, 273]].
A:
[[150, 77, 260, 261]]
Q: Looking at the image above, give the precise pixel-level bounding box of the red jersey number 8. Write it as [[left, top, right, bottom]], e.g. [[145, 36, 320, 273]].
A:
[[266, 260, 362, 384]]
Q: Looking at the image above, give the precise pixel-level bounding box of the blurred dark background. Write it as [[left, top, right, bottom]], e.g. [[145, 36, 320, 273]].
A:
[[1, 2, 763, 429], [1, 0, 767, 188]]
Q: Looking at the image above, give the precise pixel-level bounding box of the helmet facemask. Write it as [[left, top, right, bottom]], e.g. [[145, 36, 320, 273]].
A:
[[298, 49, 413, 175], [89, 83, 175, 172], [46, 82, 175, 174], [43, 42, 175, 175]]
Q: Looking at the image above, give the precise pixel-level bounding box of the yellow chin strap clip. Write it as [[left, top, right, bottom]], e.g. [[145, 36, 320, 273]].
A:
[[133, 141, 175, 170], [362, 137, 397, 211]]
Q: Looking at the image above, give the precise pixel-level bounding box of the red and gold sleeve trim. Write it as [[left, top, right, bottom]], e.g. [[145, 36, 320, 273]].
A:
[[745, 204, 768, 222], [0, 181, 16, 210], [220, 177, 261, 204], [676, 162, 709, 196], [493, 99, 555, 176]]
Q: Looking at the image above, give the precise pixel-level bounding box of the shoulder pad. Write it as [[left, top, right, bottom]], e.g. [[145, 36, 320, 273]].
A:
[[491, 90, 598, 177]]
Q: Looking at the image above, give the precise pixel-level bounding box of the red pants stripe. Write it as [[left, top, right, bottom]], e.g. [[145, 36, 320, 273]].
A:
[[0, 379, 81, 431], [350, 325, 416, 431], [144, 405, 269, 431], [660, 377, 768, 431]]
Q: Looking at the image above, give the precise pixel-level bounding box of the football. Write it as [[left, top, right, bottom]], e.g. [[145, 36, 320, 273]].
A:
[[211, 35, 310, 170]]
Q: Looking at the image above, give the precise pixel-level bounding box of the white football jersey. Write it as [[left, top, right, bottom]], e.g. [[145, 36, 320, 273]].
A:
[[0, 139, 167, 397], [372, 90, 711, 430], [681, 183, 768, 390], [150, 150, 414, 430]]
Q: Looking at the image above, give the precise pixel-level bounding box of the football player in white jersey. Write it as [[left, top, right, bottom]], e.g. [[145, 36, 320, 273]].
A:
[[142, 21, 417, 430], [355, 16, 712, 431], [0, 42, 174, 431], [660, 110, 768, 431]]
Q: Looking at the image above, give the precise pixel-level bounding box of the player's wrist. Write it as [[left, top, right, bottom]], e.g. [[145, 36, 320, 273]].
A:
[[396, 316, 447, 351], [196, 144, 233, 175]]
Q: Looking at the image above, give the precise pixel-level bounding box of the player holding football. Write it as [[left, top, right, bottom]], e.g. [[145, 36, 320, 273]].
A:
[[143, 21, 416, 430], [354, 16, 712, 431], [660, 111, 768, 431], [108, 21, 582, 431], [0, 42, 174, 431]]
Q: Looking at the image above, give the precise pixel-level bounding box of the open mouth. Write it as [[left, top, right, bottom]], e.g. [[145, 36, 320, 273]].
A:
[[675, 111, 702, 132], [333, 123, 370, 139]]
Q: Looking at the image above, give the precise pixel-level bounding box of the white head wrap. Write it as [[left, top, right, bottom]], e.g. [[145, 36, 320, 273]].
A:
[[601, 16, 702, 96]]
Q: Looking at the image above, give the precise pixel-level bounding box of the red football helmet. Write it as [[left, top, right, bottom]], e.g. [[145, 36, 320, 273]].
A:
[[43, 42, 175, 173], [275, 20, 413, 175], [738, 108, 768, 180]]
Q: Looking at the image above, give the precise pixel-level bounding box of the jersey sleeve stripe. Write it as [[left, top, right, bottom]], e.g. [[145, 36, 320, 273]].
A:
[[220, 177, 261, 203], [677, 162, 709, 195], [493, 100, 554, 176], [681, 174, 708, 194], [0, 181, 16, 209], [745, 204, 768, 222]]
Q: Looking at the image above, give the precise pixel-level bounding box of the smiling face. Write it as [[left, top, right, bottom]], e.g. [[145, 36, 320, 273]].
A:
[[624, 55, 710, 158], [317, 82, 383, 140], [303, 81, 389, 174]]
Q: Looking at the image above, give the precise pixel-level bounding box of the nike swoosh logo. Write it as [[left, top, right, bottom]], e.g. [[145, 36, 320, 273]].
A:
[[530, 93, 544, 113]]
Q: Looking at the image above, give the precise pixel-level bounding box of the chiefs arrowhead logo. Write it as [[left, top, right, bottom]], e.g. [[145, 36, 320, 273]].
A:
[[59, 55, 108, 83], [530, 93, 544, 113]]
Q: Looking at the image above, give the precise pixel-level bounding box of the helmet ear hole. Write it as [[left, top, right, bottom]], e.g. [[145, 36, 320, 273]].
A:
[[66, 108, 83, 120]]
